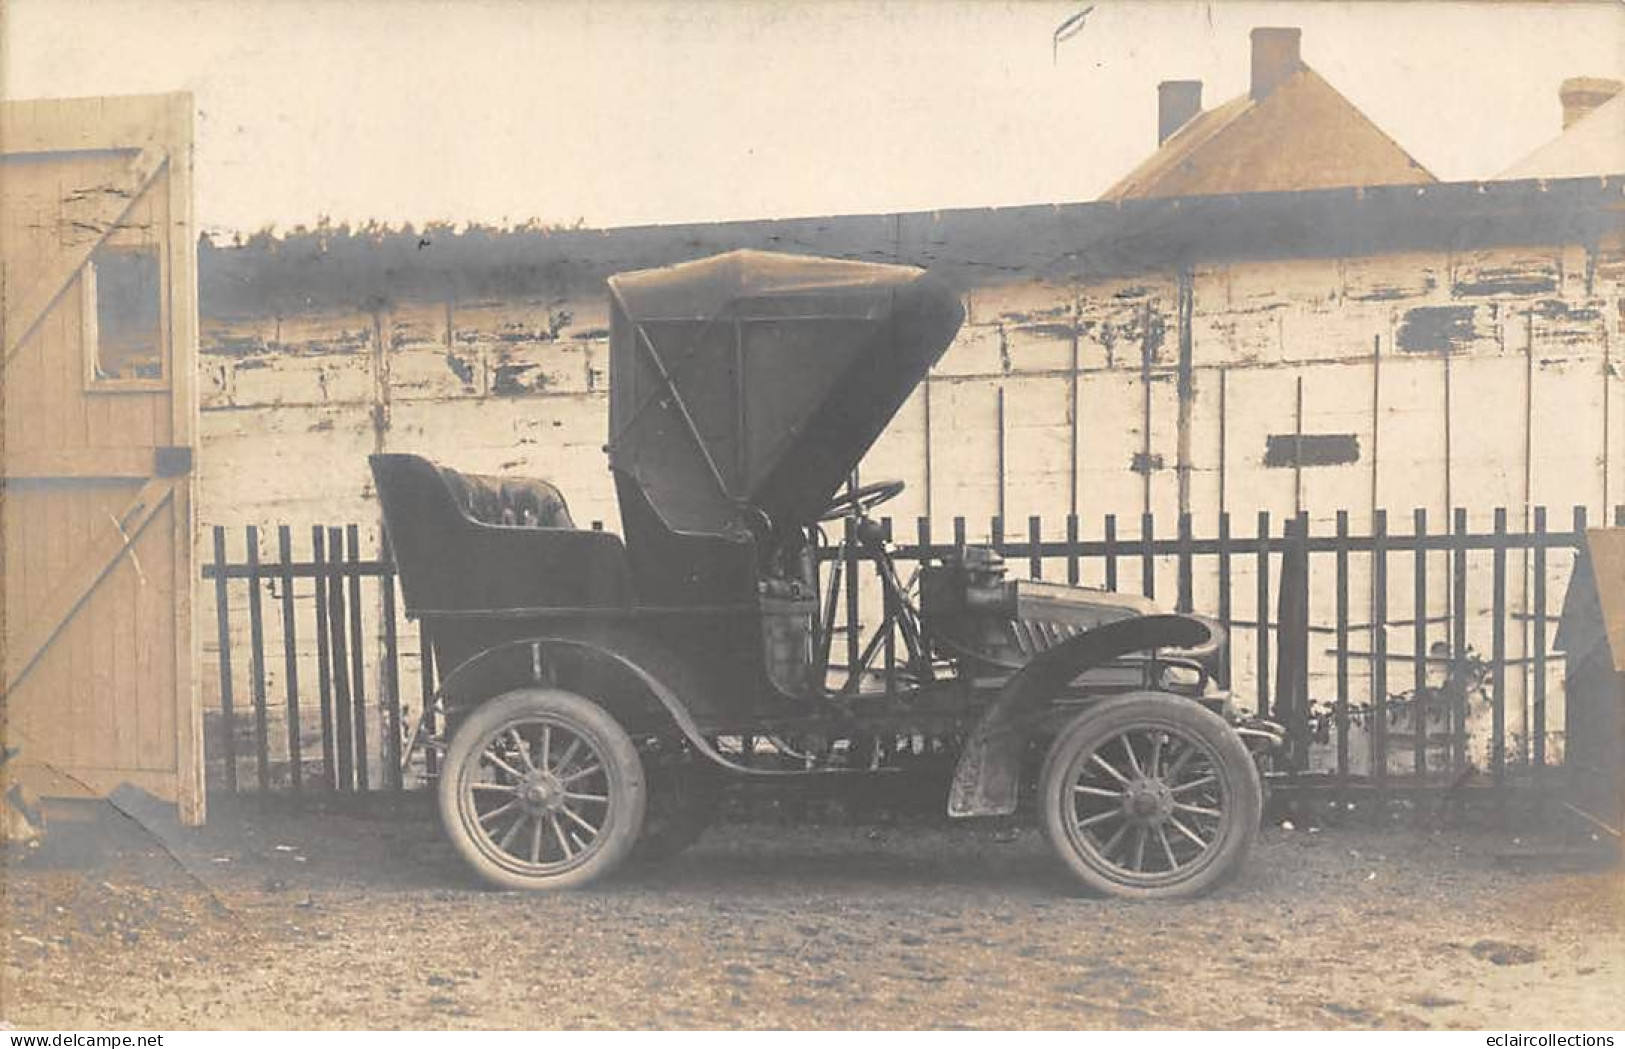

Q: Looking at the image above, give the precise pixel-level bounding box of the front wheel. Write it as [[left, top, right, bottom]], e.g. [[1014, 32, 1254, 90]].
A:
[[1039, 692, 1261, 899], [438, 688, 647, 891]]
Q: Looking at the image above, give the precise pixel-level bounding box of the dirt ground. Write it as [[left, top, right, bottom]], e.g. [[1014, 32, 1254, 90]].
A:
[[2, 794, 1621, 1030]]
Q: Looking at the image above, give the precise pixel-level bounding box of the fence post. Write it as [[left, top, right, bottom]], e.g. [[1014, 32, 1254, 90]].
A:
[[1176, 513, 1193, 614], [381, 535, 403, 793], [1255, 511, 1271, 719], [1334, 510, 1350, 796], [327, 526, 354, 791], [1412, 508, 1429, 787], [1103, 514, 1118, 592], [1372, 509, 1389, 790], [1451, 508, 1467, 776], [1217, 511, 1232, 690], [245, 526, 271, 792], [420, 619, 438, 777], [346, 524, 370, 791], [210, 527, 238, 794], [312, 527, 337, 790], [1028, 516, 1042, 580], [1065, 514, 1079, 585], [1490, 508, 1508, 795], [1140, 512, 1155, 600], [277, 526, 302, 792], [1532, 506, 1547, 772]]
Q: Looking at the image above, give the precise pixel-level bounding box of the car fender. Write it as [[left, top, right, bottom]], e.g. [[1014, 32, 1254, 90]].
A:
[[433, 629, 808, 778], [946, 614, 1215, 817]]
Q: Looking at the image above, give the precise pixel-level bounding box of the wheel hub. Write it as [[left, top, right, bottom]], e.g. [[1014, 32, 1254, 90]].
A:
[[519, 773, 565, 814], [1122, 778, 1174, 825]]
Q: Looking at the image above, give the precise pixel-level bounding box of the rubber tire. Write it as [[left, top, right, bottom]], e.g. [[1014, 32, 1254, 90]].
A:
[[1039, 692, 1262, 900], [438, 688, 647, 891]]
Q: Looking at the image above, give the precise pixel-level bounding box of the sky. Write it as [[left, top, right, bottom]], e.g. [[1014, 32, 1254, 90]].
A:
[[6, 0, 1624, 235]]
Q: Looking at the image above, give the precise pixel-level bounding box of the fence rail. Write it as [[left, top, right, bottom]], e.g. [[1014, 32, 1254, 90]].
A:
[[202, 503, 1624, 800]]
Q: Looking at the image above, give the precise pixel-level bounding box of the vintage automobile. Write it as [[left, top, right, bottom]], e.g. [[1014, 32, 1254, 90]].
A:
[[372, 249, 1282, 899]]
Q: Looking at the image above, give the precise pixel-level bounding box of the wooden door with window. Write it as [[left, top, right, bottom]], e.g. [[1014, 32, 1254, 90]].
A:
[[2, 93, 202, 823]]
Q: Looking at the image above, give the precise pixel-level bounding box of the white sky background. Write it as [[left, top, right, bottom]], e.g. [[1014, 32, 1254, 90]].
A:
[[5, 0, 1624, 235]]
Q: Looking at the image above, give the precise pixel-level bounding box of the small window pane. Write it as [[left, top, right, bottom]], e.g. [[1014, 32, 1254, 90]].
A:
[[90, 245, 163, 382]]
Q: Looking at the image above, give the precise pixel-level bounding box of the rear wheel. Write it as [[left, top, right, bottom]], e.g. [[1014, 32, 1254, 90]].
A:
[[439, 688, 646, 891], [1039, 692, 1260, 899]]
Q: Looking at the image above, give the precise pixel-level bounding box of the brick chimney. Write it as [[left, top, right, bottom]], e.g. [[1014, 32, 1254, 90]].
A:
[[1559, 76, 1623, 129], [1158, 80, 1203, 144], [1250, 27, 1303, 101]]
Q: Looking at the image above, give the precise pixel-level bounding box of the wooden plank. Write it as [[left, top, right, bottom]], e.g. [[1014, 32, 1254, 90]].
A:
[[3, 446, 152, 478], [278, 525, 302, 791], [327, 527, 354, 790], [346, 524, 370, 790], [2, 476, 174, 699], [382, 554, 402, 792], [210, 526, 237, 793], [312, 526, 336, 789], [246, 526, 270, 791], [168, 90, 202, 825]]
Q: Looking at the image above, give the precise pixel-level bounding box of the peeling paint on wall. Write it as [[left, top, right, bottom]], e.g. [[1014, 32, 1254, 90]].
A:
[[1397, 305, 1476, 352], [1264, 433, 1361, 468]]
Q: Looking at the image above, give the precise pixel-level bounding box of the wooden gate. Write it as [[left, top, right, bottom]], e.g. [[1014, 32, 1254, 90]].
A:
[[2, 93, 202, 824]]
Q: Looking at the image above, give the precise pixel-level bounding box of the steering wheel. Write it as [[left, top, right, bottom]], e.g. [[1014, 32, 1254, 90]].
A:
[[818, 479, 905, 522]]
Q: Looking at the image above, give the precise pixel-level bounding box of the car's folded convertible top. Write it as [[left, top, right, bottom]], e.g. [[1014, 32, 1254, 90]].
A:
[[607, 249, 964, 538]]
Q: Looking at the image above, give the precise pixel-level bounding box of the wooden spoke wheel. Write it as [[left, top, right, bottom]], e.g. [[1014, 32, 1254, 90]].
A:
[[439, 688, 646, 891], [1040, 692, 1261, 899]]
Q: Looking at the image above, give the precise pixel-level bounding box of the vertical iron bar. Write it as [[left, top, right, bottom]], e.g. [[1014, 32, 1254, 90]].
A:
[[381, 541, 403, 792], [346, 524, 370, 791], [991, 515, 1005, 556], [1451, 508, 1468, 775], [327, 526, 354, 791], [1103, 514, 1118, 592], [1065, 514, 1080, 585], [1413, 508, 1428, 786], [1256, 511, 1271, 719], [1491, 507, 1508, 791], [420, 619, 438, 777], [210, 527, 238, 793], [1140, 512, 1155, 600], [1372, 510, 1389, 788], [844, 505, 860, 680], [1176, 513, 1193, 614], [312, 527, 336, 790], [1028, 516, 1042, 579], [277, 526, 302, 792], [1217, 511, 1233, 691], [1292, 510, 1310, 771], [1533, 506, 1547, 771], [953, 515, 967, 550], [1335, 510, 1350, 792], [881, 517, 896, 690], [245, 526, 270, 792]]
